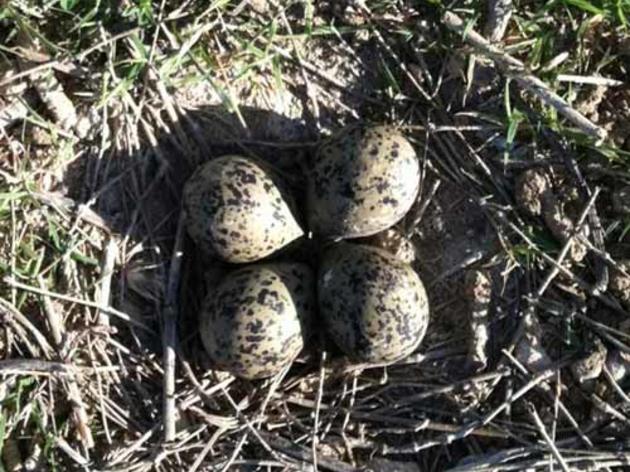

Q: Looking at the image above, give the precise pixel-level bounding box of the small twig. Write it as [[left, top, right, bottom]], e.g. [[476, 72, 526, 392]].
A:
[[37, 275, 64, 348], [371, 27, 432, 103], [218, 433, 248, 472], [429, 250, 485, 288], [259, 433, 358, 472], [502, 349, 593, 447], [96, 237, 118, 326], [535, 122, 611, 293], [534, 187, 600, 299], [66, 378, 95, 449], [0, 359, 75, 376], [186, 405, 237, 429], [383, 361, 568, 454], [484, 0, 513, 42], [574, 313, 630, 353], [4, 276, 154, 333], [494, 213, 627, 315], [341, 372, 359, 465], [219, 384, 287, 465], [31, 191, 110, 231], [373, 368, 509, 413], [36, 275, 94, 449], [527, 403, 570, 472], [55, 437, 89, 467], [0, 297, 54, 357], [106, 426, 158, 467], [405, 178, 441, 236], [313, 350, 327, 471], [602, 364, 630, 405], [162, 210, 186, 442], [187, 426, 228, 472], [284, 396, 510, 439], [590, 393, 630, 425], [551, 371, 561, 449], [556, 74, 623, 87], [180, 359, 235, 410], [0, 95, 32, 130], [443, 11, 607, 142]]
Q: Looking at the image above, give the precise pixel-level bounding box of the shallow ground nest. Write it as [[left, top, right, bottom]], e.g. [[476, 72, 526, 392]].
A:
[[2, 2, 630, 471], [11, 105, 629, 471]]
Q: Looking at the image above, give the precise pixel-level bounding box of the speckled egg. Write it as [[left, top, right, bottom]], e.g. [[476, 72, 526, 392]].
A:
[[200, 262, 314, 379], [318, 243, 429, 363], [183, 155, 303, 263], [308, 126, 420, 239]]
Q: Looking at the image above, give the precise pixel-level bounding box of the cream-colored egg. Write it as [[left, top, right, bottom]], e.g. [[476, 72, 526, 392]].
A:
[[318, 243, 429, 363], [308, 126, 419, 239], [184, 155, 303, 263], [200, 263, 314, 379]]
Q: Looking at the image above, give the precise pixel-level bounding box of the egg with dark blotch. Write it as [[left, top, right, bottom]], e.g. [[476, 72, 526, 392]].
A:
[[200, 262, 314, 379], [318, 243, 429, 363], [183, 155, 303, 263], [308, 125, 420, 239]]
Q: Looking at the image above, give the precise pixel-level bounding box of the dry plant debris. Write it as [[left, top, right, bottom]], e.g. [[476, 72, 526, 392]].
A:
[[1, 1, 630, 471]]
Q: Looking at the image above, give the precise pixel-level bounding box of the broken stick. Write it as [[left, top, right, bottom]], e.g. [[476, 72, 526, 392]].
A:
[[442, 11, 608, 142], [162, 210, 186, 442]]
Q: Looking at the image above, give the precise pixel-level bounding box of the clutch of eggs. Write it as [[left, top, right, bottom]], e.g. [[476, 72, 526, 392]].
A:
[[187, 126, 429, 377]]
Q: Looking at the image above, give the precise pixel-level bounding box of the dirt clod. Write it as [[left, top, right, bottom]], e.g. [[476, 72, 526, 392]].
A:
[[610, 260, 630, 307], [515, 168, 549, 217], [515, 167, 589, 262], [606, 349, 630, 383], [464, 269, 492, 371], [571, 337, 607, 384], [515, 314, 552, 373]]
